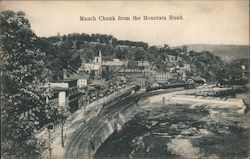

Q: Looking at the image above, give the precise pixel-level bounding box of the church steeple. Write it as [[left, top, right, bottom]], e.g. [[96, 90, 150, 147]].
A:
[[94, 50, 102, 64]]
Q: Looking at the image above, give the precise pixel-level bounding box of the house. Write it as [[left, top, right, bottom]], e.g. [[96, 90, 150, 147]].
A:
[[166, 55, 183, 64], [65, 71, 89, 88], [167, 55, 176, 63], [137, 61, 151, 70], [241, 65, 249, 79]]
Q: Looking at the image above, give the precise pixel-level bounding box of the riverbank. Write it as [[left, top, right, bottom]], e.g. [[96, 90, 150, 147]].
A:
[[38, 86, 249, 159], [94, 87, 249, 159], [148, 94, 246, 113]]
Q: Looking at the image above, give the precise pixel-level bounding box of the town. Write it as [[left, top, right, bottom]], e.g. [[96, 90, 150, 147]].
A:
[[1, 9, 249, 159], [38, 33, 248, 118]]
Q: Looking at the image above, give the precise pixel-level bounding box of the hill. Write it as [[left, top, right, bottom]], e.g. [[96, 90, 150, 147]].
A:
[[185, 44, 249, 61]]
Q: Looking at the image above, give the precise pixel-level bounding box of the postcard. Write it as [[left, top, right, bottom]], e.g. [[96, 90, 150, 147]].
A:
[[1, 1, 249, 159]]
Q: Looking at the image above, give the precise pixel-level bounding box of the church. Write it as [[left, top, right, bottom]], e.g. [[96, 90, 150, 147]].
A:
[[82, 50, 102, 78]]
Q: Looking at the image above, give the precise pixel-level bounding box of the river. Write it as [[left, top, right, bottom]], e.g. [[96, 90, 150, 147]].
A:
[[94, 92, 249, 159]]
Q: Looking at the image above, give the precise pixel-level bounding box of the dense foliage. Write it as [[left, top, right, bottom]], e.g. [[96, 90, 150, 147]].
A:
[[46, 33, 148, 49], [0, 10, 70, 159], [36, 37, 82, 80], [41, 32, 248, 83], [0, 10, 48, 158]]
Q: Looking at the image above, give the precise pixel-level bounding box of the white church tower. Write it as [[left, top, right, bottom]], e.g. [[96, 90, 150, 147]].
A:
[[92, 50, 102, 78], [94, 50, 102, 64]]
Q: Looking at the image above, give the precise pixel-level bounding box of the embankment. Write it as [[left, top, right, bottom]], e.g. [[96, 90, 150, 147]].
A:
[[87, 102, 138, 158]]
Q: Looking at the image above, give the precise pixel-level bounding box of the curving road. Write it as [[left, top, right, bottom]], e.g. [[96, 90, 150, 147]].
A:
[[64, 88, 185, 159]]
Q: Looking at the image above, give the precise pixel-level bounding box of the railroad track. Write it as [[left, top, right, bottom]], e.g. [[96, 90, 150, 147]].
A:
[[65, 87, 186, 159], [65, 96, 137, 159]]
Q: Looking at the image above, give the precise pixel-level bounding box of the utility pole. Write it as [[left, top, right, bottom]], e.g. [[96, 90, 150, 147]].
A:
[[45, 83, 53, 159], [60, 107, 66, 148], [61, 116, 64, 147], [48, 128, 52, 159]]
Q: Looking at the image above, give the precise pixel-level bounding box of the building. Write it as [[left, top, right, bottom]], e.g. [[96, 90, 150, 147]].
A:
[[65, 71, 89, 88], [241, 65, 249, 79], [88, 79, 107, 101], [154, 72, 171, 83], [116, 45, 129, 49], [118, 69, 148, 78], [94, 50, 102, 64], [180, 63, 191, 72], [166, 55, 176, 63], [102, 58, 127, 67], [166, 55, 183, 64], [49, 79, 82, 113], [19, 79, 83, 128], [101, 59, 128, 80], [84, 63, 101, 76], [137, 61, 151, 70], [118, 69, 153, 87], [82, 51, 102, 78]]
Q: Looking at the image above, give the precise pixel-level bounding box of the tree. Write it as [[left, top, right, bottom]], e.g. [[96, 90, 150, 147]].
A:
[[1, 10, 47, 158], [155, 58, 167, 72], [147, 46, 158, 62], [115, 48, 126, 60], [185, 51, 226, 82], [134, 48, 147, 61], [90, 70, 95, 80], [102, 66, 113, 80]]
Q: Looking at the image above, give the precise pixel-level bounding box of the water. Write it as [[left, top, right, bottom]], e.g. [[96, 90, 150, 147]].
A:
[[94, 100, 249, 159]]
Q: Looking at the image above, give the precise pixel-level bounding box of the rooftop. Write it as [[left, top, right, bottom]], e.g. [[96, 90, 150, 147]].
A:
[[50, 79, 77, 83], [138, 61, 150, 66], [119, 69, 143, 73], [89, 79, 106, 86], [65, 71, 89, 80]]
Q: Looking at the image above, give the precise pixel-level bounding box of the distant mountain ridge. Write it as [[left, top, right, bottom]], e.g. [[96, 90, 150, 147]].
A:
[[184, 44, 249, 61]]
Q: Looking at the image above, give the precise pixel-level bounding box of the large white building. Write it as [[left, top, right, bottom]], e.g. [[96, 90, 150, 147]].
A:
[[154, 72, 171, 83], [81, 51, 128, 78]]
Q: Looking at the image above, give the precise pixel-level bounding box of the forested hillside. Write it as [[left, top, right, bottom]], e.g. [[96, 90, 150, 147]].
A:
[[36, 33, 248, 82]]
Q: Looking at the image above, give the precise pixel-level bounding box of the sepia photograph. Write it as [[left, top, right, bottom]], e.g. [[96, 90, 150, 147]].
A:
[[0, 1, 249, 159]]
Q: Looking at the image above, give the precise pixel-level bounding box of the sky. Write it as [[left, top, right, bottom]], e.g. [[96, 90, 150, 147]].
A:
[[0, 0, 249, 46]]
